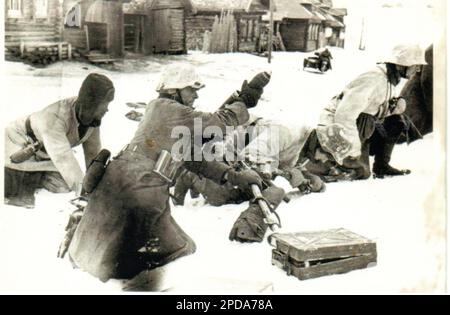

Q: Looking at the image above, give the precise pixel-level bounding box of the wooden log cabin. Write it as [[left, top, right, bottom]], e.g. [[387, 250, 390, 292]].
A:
[[186, 0, 265, 53], [5, 0, 64, 49], [123, 0, 192, 55], [4, 0, 77, 63], [253, 0, 346, 52]]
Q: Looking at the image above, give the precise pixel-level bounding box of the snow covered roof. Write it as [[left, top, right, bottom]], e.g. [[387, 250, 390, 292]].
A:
[[270, 0, 322, 21], [85, 0, 110, 23], [189, 0, 253, 12], [329, 8, 348, 16], [319, 8, 345, 27], [124, 0, 193, 14]]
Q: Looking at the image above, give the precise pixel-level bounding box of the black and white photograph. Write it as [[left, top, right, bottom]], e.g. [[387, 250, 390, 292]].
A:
[[0, 0, 447, 294]]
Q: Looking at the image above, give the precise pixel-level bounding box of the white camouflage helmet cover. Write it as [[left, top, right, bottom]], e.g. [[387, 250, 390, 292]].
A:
[[156, 64, 205, 92], [382, 44, 427, 67]]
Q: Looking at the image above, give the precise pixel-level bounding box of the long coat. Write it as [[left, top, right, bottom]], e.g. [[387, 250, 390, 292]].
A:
[[4, 97, 101, 191], [317, 65, 397, 164], [68, 97, 250, 281]]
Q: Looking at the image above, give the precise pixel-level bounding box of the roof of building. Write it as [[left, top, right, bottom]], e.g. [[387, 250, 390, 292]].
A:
[[189, 0, 253, 12], [271, 0, 322, 20], [329, 7, 348, 16]]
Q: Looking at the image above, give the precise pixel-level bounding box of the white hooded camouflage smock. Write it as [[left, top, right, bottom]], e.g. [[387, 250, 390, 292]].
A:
[[317, 64, 397, 164]]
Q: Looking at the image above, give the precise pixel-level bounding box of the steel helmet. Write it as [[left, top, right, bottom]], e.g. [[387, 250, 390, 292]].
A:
[[382, 44, 427, 67], [156, 64, 205, 92]]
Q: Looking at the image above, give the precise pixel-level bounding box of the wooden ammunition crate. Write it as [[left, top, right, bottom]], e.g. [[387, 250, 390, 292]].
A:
[[269, 228, 377, 280]]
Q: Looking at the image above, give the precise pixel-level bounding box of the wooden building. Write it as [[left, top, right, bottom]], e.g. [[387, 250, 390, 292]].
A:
[[328, 7, 347, 48], [253, 0, 346, 52], [4, 0, 76, 64], [259, 0, 324, 52], [186, 0, 265, 53], [61, 0, 124, 58], [123, 0, 192, 55], [4, 0, 64, 48]]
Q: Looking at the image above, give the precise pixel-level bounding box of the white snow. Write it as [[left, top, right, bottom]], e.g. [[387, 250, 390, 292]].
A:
[[0, 2, 445, 294]]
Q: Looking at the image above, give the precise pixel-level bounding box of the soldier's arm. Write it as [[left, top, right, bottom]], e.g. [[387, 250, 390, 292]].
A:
[[33, 114, 84, 192], [82, 127, 101, 169], [183, 160, 231, 184]]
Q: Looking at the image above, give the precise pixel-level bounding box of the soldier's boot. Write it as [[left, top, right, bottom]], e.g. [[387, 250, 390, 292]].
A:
[[190, 186, 200, 199], [303, 171, 326, 193], [341, 141, 371, 180], [118, 210, 197, 280], [4, 168, 42, 209], [373, 142, 411, 178], [142, 210, 196, 268], [229, 186, 285, 243], [171, 172, 196, 206]]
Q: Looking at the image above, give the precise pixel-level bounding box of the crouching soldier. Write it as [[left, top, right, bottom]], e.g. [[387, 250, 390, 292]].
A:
[[311, 44, 427, 181], [4, 73, 115, 208], [173, 118, 326, 243], [68, 65, 266, 282], [370, 45, 433, 178], [173, 118, 325, 206]]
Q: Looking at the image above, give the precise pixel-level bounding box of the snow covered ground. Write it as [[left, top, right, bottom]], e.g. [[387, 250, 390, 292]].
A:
[[0, 0, 446, 294], [0, 46, 445, 294]]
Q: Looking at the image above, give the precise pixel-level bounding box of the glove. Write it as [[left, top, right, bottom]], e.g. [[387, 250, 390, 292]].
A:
[[238, 80, 263, 108], [226, 169, 262, 190]]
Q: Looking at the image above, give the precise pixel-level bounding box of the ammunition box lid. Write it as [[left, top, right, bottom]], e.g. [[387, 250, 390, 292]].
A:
[[269, 228, 376, 262]]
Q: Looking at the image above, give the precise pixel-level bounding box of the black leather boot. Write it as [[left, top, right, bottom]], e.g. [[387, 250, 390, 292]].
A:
[[373, 142, 411, 178]]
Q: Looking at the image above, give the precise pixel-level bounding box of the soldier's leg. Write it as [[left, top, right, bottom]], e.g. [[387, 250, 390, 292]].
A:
[[172, 171, 196, 206], [371, 116, 411, 178], [199, 179, 249, 207], [117, 199, 197, 279], [229, 186, 285, 243], [40, 171, 71, 193], [4, 168, 42, 208]]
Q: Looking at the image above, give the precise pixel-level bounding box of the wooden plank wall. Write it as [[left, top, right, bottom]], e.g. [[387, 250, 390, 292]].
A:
[[186, 13, 261, 52], [63, 28, 87, 50], [280, 20, 309, 52], [85, 22, 108, 52], [106, 1, 124, 57], [62, 0, 96, 52], [144, 0, 187, 54], [5, 0, 62, 47], [238, 15, 261, 52], [169, 9, 185, 53], [185, 15, 215, 51], [5, 22, 57, 47]]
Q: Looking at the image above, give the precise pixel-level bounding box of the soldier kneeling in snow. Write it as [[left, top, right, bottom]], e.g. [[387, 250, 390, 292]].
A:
[[307, 44, 427, 181], [369, 45, 433, 178], [67, 65, 267, 282], [4, 73, 115, 208]]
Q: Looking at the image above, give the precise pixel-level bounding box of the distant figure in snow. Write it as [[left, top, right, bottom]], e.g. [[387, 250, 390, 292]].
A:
[[4, 73, 115, 208], [316, 47, 333, 70], [308, 44, 427, 181]]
